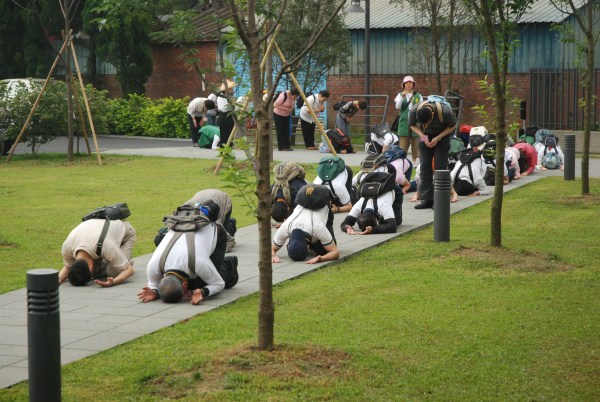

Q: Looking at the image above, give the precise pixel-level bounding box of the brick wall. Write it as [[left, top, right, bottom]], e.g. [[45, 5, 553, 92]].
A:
[[326, 73, 530, 131], [145, 43, 222, 99], [96, 43, 222, 100]]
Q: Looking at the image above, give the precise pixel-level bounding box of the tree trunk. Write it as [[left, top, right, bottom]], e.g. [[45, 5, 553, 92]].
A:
[[581, 3, 593, 196], [246, 36, 275, 350], [64, 2, 74, 161]]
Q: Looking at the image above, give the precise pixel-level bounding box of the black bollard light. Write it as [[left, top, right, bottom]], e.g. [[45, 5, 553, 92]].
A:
[[434, 170, 451, 242], [563, 133, 576, 181], [27, 269, 61, 402]]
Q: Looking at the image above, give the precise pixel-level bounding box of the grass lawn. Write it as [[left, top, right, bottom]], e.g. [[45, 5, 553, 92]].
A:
[[1, 155, 599, 401]]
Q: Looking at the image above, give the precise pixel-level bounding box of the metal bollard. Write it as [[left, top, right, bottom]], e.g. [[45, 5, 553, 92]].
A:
[[434, 170, 451, 242], [563, 133, 576, 180], [27, 269, 61, 402]]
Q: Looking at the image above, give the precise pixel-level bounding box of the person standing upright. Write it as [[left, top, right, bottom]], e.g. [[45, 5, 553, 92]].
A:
[[394, 76, 422, 163], [273, 88, 300, 151]]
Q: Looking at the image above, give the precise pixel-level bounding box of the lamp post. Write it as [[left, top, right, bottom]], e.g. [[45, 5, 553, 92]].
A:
[[348, 0, 370, 142]]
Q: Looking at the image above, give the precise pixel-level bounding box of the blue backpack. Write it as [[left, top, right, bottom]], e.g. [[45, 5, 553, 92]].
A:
[[417, 95, 451, 123]]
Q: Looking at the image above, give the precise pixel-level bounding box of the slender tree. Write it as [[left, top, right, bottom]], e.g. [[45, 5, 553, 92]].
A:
[[224, 0, 347, 350], [550, 0, 600, 195], [462, 0, 533, 247]]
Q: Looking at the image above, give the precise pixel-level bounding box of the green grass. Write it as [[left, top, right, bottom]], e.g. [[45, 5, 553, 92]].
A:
[[0, 153, 317, 293], [1, 155, 599, 401]]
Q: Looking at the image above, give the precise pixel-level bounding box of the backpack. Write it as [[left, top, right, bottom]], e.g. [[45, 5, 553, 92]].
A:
[[370, 122, 391, 138], [356, 154, 388, 185], [416, 95, 451, 123], [542, 150, 561, 169], [296, 92, 312, 109], [333, 100, 346, 111], [271, 161, 306, 205], [518, 125, 539, 145], [454, 148, 481, 195], [357, 171, 396, 214], [448, 136, 466, 170], [82, 202, 131, 221], [383, 145, 407, 164], [544, 136, 558, 150], [159, 204, 214, 273], [454, 149, 481, 192], [326, 128, 355, 153], [534, 129, 552, 145], [318, 155, 345, 181], [295, 184, 332, 210], [273, 91, 287, 105]]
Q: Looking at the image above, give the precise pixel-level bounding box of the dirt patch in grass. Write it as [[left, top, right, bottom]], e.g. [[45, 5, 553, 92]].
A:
[[451, 245, 574, 272], [147, 343, 354, 398], [0, 241, 17, 249], [558, 194, 600, 207]]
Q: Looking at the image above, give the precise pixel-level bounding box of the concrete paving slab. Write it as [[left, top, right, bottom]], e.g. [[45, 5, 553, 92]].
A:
[[2, 135, 599, 389]]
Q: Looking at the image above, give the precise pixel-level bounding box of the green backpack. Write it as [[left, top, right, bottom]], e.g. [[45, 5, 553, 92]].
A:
[[317, 156, 345, 182]]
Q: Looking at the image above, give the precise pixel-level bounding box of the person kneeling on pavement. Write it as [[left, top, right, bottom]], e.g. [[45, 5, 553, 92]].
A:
[[138, 201, 238, 304], [341, 171, 398, 235], [59, 208, 136, 287], [272, 184, 340, 264]]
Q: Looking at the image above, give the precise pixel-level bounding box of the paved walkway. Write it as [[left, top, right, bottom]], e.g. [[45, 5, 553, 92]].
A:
[[1, 135, 597, 388]]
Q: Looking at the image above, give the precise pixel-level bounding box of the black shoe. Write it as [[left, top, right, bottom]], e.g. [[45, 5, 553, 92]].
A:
[[414, 201, 434, 210]]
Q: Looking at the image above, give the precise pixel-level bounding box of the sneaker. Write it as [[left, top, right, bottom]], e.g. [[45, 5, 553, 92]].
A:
[[414, 200, 434, 210]]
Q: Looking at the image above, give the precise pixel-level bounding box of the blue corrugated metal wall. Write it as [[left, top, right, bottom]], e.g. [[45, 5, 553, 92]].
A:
[[335, 16, 599, 75]]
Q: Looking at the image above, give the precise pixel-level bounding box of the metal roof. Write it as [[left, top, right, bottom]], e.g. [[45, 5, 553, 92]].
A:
[[343, 0, 587, 30]]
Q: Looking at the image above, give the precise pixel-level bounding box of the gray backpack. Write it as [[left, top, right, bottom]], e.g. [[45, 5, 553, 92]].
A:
[[159, 205, 213, 273]]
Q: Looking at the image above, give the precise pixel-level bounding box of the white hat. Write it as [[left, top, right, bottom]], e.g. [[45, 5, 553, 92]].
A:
[[468, 126, 488, 150]]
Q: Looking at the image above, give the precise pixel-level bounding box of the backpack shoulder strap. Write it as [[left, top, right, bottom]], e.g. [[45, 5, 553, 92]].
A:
[[467, 163, 474, 184], [158, 231, 196, 274], [95, 219, 111, 257], [185, 232, 195, 273], [435, 102, 443, 123], [159, 231, 182, 274]]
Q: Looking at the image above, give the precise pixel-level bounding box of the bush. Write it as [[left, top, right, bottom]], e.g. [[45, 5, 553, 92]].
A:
[[140, 96, 188, 138], [0, 79, 68, 154], [74, 82, 111, 136], [105, 93, 152, 136]]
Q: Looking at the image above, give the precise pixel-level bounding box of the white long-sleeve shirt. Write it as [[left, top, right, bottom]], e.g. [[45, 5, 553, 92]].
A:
[[450, 156, 490, 195], [300, 94, 323, 124], [146, 223, 225, 296], [535, 143, 564, 168]]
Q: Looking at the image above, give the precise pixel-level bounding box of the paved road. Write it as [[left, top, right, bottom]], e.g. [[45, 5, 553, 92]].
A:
[[1, 134, 597, 388]]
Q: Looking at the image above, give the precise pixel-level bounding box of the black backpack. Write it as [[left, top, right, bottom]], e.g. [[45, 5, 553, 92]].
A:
[[326, 129, 355, 153], [273, 91, 287, 105], [295, 184, 332, 210], [332, 100, 346, 111], [82, 202, 131, 221], [356, 153, 388, 186], [296, 92, 311, 109], [357, 171, 396, 215], [453, 149, 481, 195]]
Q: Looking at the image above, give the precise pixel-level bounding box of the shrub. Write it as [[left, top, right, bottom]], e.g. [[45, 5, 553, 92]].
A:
[[105, 93, 151, 136], [140, 96, 188, 138], [74, 82, 111, 136], [0, 79, 68, 154]]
